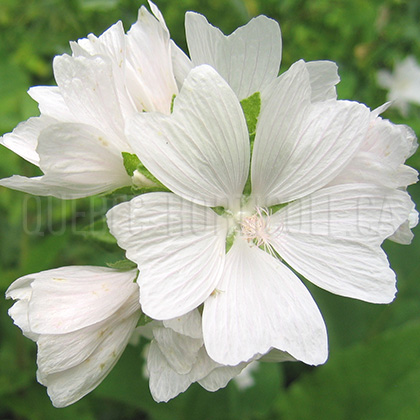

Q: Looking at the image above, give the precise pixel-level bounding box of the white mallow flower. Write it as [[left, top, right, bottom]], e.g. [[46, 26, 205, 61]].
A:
[[141, 309, 246, 402], [0, 1, 177, 198], [377, 56, 420, 116], [107, 62, 415, 367], [5, 266, 141, 407]]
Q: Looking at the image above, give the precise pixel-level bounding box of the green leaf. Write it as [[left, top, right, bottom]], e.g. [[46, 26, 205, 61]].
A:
[[122, 152, 169, 191], [240, 92, 261, 136], [122, 152, 140, 177], [135, 160, 169, 190], [137, 313, 154, 327], [275, 321, 420, 420], [240, 92, 261, 197], [106, 259, 138, 271], [77, 217, 117, 245]]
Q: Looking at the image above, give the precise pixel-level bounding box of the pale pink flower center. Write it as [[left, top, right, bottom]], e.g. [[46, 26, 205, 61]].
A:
[[240, 207, 277, 255]]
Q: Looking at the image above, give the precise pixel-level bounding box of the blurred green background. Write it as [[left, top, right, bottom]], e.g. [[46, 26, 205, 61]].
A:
[[1, 0, 420, 419]]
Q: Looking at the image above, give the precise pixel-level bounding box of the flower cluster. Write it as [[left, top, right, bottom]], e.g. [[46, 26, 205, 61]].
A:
[[1, 1, 418, 408]]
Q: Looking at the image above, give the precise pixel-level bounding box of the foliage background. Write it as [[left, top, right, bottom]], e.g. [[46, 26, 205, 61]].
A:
[[0, 0, 419, 419]]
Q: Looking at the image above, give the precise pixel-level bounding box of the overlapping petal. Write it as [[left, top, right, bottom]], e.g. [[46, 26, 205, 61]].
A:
[[146, 310, 246, 402], [251, 60, 371, 207], [388, 207, 418, 245], [8, 266, 139, 334], [185, 12, 282, 100], [107, 192, 228, 320], [269, 184, 413, 303], [6, 266, 141, 408], [127, 65, 249, 208], [28, 86, 77, 123], [36, 291, 140, 374], [147, 341, 192, 402], [305, 60, 340, 102], [38, 311, 139, 407], [53, 54, 129, 151], [203, 238, 328, 366], [0, 115, 56, 166], [125, 3, 178, 114], [163, 308, 202, 339], [153, 326, 203, 374], [1, 123, 131, 198], [331, 116, 418, 189]]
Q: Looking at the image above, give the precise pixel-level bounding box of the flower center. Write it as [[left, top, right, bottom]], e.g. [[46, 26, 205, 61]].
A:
[[239, 207, 276, 255]]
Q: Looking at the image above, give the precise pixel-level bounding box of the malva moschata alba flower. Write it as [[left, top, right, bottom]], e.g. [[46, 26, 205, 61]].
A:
[[6, 266, 141, 407], [107, 62, 416, 368], [0, 2, 177, 198], [2, 1, 418, 408]]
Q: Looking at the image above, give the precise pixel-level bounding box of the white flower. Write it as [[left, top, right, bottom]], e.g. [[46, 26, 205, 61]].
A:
[[377, 56, 420, 116], [6, 266, 141, 407], [0, 2, 177, 198], [107, 63, 414, 367], [142, 309, 247, 402]]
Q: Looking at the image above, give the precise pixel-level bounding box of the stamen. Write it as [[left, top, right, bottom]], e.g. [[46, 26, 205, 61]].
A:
[[240, 207, 278, 256]]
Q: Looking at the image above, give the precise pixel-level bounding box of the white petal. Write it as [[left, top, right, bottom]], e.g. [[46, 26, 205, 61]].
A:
[[305, 60, 340, 102], [127, 65, 249, 208], [6, 277, 38, 340], [331, 116, 418, 189], [198, 360, 245, 392], [270, 184, 413, 303], [53, 54, 128, 151], [147, 340, 192, 402], [328, 152, 418, 189], [5, 275, 33, 301], [37, 292, 140, 374], [153, 325, 203, 374], [1, 123, 131, 198], [0, 115, 56, 166], [125, 5, 177, 114], [23, 267, 138, 334], [388, 206, 418, 245], [38, 122, 130, 193], [252, 61, 371, 206], [38, 311, 139, 408], [185, 13, 282, 100], [365, 119, 416, 161], [107, 192, 228, 320], [251, 60, 311, 203], [171, 39, 193, 89], [203, 238, 328, 366], [28, 87, 75, 122], [75, 20, 125, 60], [163, 309, 202, 339], [72, 21, 137, 122], [187, 347, 219, 383]]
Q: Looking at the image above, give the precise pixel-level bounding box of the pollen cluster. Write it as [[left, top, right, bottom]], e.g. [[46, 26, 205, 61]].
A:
[[240, 207, 276, 255]]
